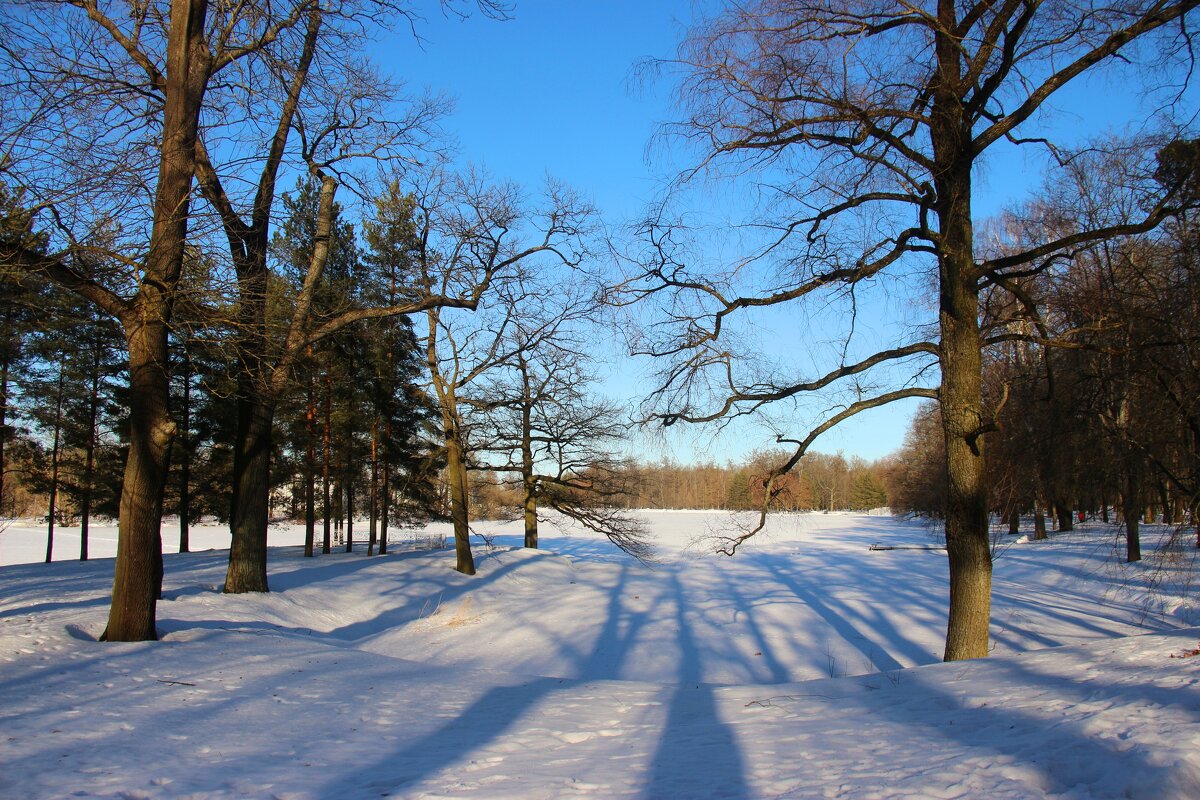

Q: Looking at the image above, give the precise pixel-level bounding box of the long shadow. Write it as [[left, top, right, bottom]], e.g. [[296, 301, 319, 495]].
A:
[[763, 555, 939, 672], [321, 550, 531, 642], [642, 570, 750, 799], [712, 556, 791, 683], [799, 653, 1196, 796], [321, 562, 635, 795], [578, 564, 651, 678], [326, 556, 752, 797]]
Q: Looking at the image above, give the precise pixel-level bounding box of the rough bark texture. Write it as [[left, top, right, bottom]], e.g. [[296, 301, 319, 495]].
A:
[[1054, 500, 1074, 532], [322, 366, 332, 554], [225, 392, 274, 592], [934, 0, 991, 662], [444, 412, 475, 575], [105, 316, 178, 640], [178, 353, 191, 554], [1124, 467, 1143, 563], [522, 403, 538, 549], [103, 0, 209, 642], [304, 371, 316, 558], [45, 364, 63, 564], [80, 342, 100, 562]]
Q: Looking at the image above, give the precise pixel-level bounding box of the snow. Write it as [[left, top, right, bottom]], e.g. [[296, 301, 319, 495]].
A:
[[2, 512, 1199, 799]]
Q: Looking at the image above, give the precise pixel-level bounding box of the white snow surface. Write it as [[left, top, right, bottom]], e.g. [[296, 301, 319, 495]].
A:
[[2, 511, 1199, 799]]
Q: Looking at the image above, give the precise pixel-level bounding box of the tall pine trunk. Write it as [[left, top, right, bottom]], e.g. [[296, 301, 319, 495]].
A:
[[45, 362, 64, 563], [368, 418, 378, 556], [345, 481, 354, 552], [379, 460, 390, 555], [304, 363, 316, 558], [80, 339, 101, 561], [178, 352, 191, 554], [322, 366, 332, 554]]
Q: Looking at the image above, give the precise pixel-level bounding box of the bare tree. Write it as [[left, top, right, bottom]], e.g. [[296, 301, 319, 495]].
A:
[[619, 0, 1198, 660], [412, 170, 594, 574], [471, 279, 650, 560]]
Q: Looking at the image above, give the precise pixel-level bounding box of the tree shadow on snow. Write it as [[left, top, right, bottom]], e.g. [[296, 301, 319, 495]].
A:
[[323, 563, 753, 798]]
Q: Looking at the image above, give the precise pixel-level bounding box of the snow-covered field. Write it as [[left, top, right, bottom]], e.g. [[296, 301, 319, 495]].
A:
[[2, 511, 1199, 799]]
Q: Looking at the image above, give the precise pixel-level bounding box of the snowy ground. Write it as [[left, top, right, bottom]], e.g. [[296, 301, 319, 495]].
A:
[[2, 511, 1199, 799]]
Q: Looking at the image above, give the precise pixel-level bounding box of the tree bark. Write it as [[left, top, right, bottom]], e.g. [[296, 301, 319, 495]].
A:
[[102, 0, 209, 642], [45, 362, 64, 564], [224, 390, 275, 592], [178, 349, 191, 554], [368, 418, 378, 556], [1122, 443, 1143, 562], [322, 365, 332, 554], [105, 315, 177, 640], [1054, 500, 1073, 532], [345, 480, 355, 552], [444, 411, 475, 574], [304, 365, 316, 558], [934, 0, 990, 662], [521, 388, 538, 549], [81, 338, 101, 561]]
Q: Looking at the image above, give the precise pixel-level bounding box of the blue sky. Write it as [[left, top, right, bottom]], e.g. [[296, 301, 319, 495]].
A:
[[374, 2, 1198, 466]]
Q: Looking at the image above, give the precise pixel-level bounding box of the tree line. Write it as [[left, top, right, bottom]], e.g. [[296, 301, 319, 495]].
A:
[[617, 453, 888, 512]]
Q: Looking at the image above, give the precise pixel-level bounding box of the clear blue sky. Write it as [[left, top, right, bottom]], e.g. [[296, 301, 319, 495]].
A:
[[374, 2, 1197, 466]]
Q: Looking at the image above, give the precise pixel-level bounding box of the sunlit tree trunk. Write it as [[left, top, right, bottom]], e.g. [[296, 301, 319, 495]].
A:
[[45, 362, 64, 564], [934, 0, 990, 661]]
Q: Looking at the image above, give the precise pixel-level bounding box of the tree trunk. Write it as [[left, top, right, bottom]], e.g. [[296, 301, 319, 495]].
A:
[[934, 2, 991, 661], [81, 339, 101, 561], [105, 317, 177, 641], [445, 414, 474, 575], [304, 366, 316, 558], [1033, 503, 1047, 540], [521, 399, 538, 549], [1007, 508, 1020, 536], [368, 418, 378, 556], [1123, 467, 1142, 563], [178, 350, 191, 554], [103, 0, 209, 641], [1054, 500, 1073, 532], [322, 365, 332, 554], [345, 481, 354, 552], [224, 391, 275, 592], [379, 459, 390, 555], [45, 362, 64, 564]]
